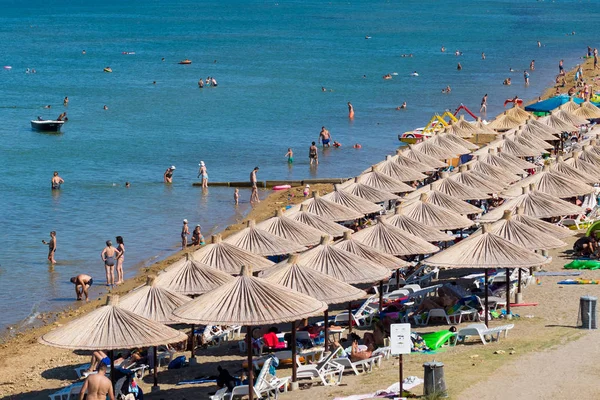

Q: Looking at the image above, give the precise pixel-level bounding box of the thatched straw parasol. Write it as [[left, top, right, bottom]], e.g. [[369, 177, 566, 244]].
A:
[[401, 193, 475, 230], [385, 206, 454, 242], [429, 134, 471, 155], [480, 185, 583, 222], [394, 149, 438, 172], [192, 234, 274, 274], [408, 185, 484, 215], [224, 220, 307, 256], [499, 137, 542, 157], [450, 168, 507, 193], [333, 231, 411, 269], [502, 165, 593, 198], [355, 167, 416, 193], [475, 210, 566, 250], [285, 204, 352, 237], [155, 253, 234, 295], [486, 111, 522, 132], [453, 115, 480, 135], [572, 101, 600, 120], [557, 98, 581, 113], [296, 235, 391, 284], [513, 133, 554, 151], [512, 206, 575, 239], [472, 117, 500, 135], [441, 131, 480, 150], [322, 184, 382, 215], [172, 265, 327, 395], [579, 146, 600, 167], [564, 151, 600, 176], [289, 191, 363, 222], [352, 216, 441, 256], [538, 112, 578, 132], [432, 172, 490, 200], [256, 209, 330, 246], [553, 109, 590, 127], [401, 147, 449, 169], [514, 117, 562, 140], [496, 151, 537, 170], [40, 294, 188, 353], [504, 105, 532, 123], [120, 276, 193, 388], [473, 150, 530, 175], [412, 139, 458, 159], [340, 177, 401, 203], [443, 123, 473, 138], [369, 155, 427, 182], [551, 156, 599, 184], [467, 160, 520, 184]]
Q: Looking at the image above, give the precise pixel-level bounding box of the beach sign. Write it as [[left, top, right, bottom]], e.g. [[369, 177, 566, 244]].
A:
[[390, 323, 411, 355]]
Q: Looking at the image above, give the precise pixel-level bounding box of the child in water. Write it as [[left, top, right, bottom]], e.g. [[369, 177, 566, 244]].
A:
[[285, 148, 293, 163], [234, 188, 239, 205]]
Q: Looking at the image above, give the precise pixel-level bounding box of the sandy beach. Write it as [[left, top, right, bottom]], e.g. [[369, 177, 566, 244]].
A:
[[2, 54, 600, 400]]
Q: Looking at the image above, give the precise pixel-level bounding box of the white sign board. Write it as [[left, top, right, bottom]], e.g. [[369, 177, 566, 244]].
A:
[[390, 323, 412, 355]]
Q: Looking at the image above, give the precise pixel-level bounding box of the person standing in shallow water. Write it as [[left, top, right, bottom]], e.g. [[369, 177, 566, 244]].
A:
[[115, 236, 125, 285], [181, 219, 189, 249], [309, 141, 319, 165], [51, 171, 64, 190], [250, 167, 260, 203], [164, 165, 175, 183], [101, 240, 120, 287], [42, 231, 57, 264], [348, 102, 354, 119]]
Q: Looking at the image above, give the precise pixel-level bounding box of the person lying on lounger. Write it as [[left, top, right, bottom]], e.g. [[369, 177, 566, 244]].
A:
[[349, 340, 374, 362]]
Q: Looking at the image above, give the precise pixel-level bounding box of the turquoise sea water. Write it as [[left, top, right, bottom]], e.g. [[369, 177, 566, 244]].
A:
[[1, 0, 598, 332]]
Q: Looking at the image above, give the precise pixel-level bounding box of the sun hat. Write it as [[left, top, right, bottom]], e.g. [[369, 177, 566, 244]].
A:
[[200, 161, 205, 166], [171, 165, 176, 170], [183, 219, 188, 223]]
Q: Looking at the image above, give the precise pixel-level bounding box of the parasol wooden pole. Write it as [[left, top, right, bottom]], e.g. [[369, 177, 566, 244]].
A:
[[247, 325, 254, 400], [378, 281, 384, 312], [518, 268, 523, 296], [396, 268, 401, 290], [505, 268, 511, 316], [484, 269, 489, 328], [153, 345, 158, 388], [324, 309, 329, 351], [189, 324, 195, 360], [348, 301, 353, 335], [291, 321, 297, 382], [110, 350, 115, 386]]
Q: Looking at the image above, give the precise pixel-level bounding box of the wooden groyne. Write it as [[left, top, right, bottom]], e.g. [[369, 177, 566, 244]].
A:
[[193, 177, 350, 188]]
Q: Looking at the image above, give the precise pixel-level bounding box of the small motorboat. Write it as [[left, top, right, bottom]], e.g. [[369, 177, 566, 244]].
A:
[[103, 67, 112, 73], [178, 59, 192, 65], [31, 119, 65, 132]]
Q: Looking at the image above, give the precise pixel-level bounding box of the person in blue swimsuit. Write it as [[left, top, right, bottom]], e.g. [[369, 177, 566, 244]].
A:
[[101, 240, 121, 287]]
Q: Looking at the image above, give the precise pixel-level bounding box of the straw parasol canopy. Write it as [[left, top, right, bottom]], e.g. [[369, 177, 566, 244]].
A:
[[172, 265, 327, 326], [474, 150, 530, 175], [192, 234, 274, 274], [322, 184, 382, 215], [443, 123, 472, 138], [474, 210, 566, 251], [467, 160, 521, 184], [256, 209, 329, 246], [385, 205, 454, 242], [498, 137, 542, 157], [370, 155, 428, 182], [262, 255, 367, 304], [401, 147, 449, 169], [450, 168, 507, 193], [564, 151, 600, 177], [401, 193, 475, 230], [514, 117, 562, 140], [431, 172, 490, 200], [394, 150, 438, 172], [333, 231, 411, 269], [557, 98, 582, 113], [496, 151, 537, 170], [39, 295, 188, 350], [441, 131, 479, 150], [429, 134, 471, 155], [340, 177, 401, 203], [551, 156, 599, 184], [538, 112, 577, 132], [579, 146, 600, 167], [512, 206, 575, 239], [412, 139, 458, 159], [453, 115, 480, 135], [120, 276, 192, 324], [224, 220, 307, 256], [289, 191, 363, 222], [502, 165, 594, 198], [410, 186, 484, 215], [486, 111, 522, 132], [572, 101, 600, 120], [355, 167, 416, 193], [504, 105, 532, 123], [424, 225, 550, 269], [285, 204, 352, 237], [553, 109, 590, 127], [352, 216, 440, 256], [295, 235, 391, 284], [155, 253, 234, 295], [479, 185, 583, 222], [513, 133, 554, 151], [472, 117, 499, 135]]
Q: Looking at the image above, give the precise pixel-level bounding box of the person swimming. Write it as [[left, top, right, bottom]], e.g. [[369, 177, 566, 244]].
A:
[[51, 171, 64, 190]]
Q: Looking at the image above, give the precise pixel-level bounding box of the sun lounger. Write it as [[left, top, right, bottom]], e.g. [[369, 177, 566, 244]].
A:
[[296, 348, 345, 386], [456, 323, 514, 345], [48, 382, 84, 400], [332, 353, 382, 375], [215, 357, 289, 399]]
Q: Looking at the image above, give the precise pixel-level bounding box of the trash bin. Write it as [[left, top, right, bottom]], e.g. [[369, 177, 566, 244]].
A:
[[578, 296, 597, 329], [423, 361, 447, 397]]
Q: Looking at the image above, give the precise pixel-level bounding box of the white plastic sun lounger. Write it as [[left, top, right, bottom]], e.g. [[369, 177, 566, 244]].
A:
[[456, 323, 514, 345]]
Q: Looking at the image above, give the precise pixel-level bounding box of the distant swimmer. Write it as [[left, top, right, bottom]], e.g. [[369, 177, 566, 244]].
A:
[[211, 77, 218, 87], [365, 35, 371, 39], [383, 74, 392, 79], [441, 46, 446, 52], [457, 62, 462, 70], [309, 141, 319, 165], [285, 148, 293, 163], [82, 50, 86, 54], [51, 171, 64, 190], [42, 231, 57, 264], [163, 165, 175, 183], [234, 188, 239, 205], [455, 50, 460, 56], [125, 182, 130, 188], [482, 52, 486, 60], [410, 71, 418, 77], [321, 86, 326, 92], [103, 105, 108, 110], [63, 96, 69, 106], [333, 141, 342, 148], [480, 94, 487, 113], [319, 126, 331, 147], [396, 101, 407, 110], [44, 105, 51, 109], [537, 41, 541, 47], [198, 79, 204, 88], [70, 274, 93, 301], [503, 77, 512, 86], [530, 60, 535, 70], [509, 68, 515, 72], [441, 85, 451, 93], [353, 143, 362, 149], [161, 57, 165, 61], [153, 81, 156, 84], [348, 102, 354, 119]]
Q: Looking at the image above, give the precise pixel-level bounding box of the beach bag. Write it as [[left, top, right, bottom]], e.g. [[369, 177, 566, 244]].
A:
[[168, 355, 187, 369]]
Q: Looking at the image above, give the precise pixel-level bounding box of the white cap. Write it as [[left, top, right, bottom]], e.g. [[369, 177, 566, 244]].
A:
[[183, 219, 188, 223], [171, 165, 176, 170], [199, 161, 205, 166]]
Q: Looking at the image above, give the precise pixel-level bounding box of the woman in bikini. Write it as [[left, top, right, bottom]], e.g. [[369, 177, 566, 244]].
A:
[[101, 240, 121, 287], [115, 236, 125, 285]]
